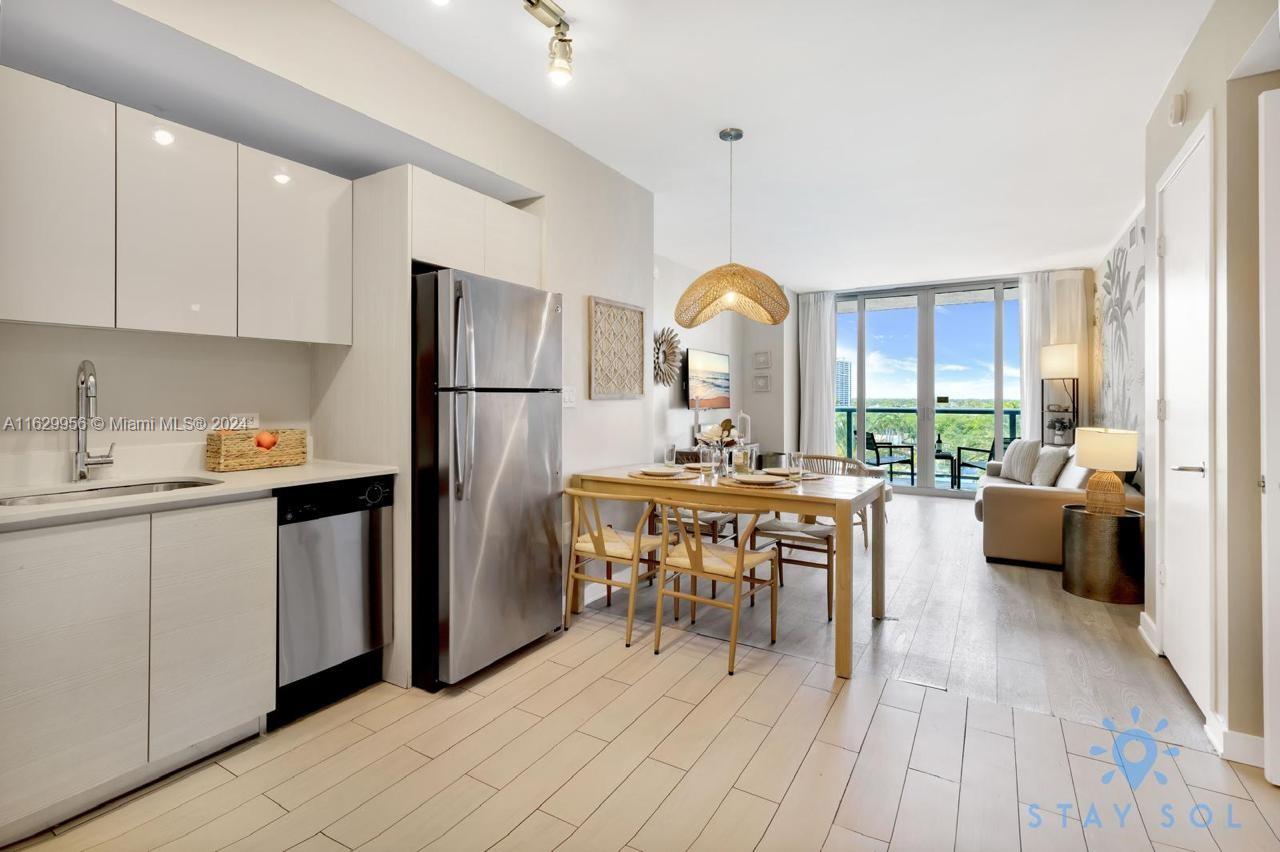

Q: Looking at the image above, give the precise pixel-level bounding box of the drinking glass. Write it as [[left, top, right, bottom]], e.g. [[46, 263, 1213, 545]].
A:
[[711, 448, 724, 480], [664, 443, 677, 467], [698, 444, 712, 471], [788, 452, 805, 481]]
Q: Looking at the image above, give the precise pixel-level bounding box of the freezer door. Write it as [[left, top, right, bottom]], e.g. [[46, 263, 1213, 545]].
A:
[[440, 390, 563, 683], [432, 269, 562, 390]]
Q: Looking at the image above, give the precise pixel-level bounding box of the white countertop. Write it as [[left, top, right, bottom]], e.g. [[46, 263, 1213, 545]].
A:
[[0, 460, 398, 531]]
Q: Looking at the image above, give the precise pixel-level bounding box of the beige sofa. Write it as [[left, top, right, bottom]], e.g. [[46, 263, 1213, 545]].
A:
[[974, 457, 1144, 566]]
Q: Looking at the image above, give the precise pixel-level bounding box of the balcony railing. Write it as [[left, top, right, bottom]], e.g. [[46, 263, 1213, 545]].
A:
[[834, 406, 1022, 488]]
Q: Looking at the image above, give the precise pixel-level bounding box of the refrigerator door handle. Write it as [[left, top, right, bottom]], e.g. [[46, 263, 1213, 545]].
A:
[[453, 391, 467, 501], [464, 391, 477, 500], [455, 277, 477, 389]]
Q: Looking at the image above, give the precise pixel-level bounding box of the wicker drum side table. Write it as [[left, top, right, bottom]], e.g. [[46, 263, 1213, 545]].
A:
[[1061, 504, 1144, 603]]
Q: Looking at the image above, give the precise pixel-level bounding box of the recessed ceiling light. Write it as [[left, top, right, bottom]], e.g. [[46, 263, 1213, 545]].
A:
[[153, 128, 175, 146], [273, 173, 292, 185]]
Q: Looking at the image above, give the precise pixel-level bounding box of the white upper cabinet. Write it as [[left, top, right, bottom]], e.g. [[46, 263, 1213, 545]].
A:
[[483, 198, 541, 289], [411, 166, 485, 274], [0, 66, 115, 328], [238, 145, 353, 345], [117, 106, 237, 336]]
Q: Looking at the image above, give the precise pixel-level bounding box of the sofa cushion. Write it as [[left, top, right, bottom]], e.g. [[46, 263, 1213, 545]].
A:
[[1031, 446, 1070, 486], [1055, 446, 1093, 490], [1000, 439, 1040, 484]]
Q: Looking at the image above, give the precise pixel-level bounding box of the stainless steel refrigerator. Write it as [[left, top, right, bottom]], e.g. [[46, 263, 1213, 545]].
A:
[[412, 269, 563, 689]]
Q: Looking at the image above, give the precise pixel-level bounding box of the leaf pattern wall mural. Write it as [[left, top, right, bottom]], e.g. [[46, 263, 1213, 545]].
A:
[[1091, 212, 1146, 438]]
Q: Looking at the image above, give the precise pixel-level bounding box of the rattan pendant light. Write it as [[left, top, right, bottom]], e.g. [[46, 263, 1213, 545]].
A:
[[675, 128, 789, 329]]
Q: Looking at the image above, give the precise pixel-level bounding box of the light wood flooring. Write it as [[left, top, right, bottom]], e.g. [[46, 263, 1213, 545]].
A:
[[10, 608, 1280, 852], [590, 493, 1210, 752]]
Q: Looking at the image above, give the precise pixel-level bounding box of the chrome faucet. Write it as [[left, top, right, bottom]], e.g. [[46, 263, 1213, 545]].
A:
[[74, 360, 114, 480]]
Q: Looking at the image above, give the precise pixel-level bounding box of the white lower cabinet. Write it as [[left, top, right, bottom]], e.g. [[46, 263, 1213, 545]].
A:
[[0, 516, 151, 826], [0, 499, 278, 834], [149, 499, 277, 761]]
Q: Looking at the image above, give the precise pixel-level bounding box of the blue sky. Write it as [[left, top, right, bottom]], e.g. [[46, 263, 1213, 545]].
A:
[[836, 299, 1021, 401]]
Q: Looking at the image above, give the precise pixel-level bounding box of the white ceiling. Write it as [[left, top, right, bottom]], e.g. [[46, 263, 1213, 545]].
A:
[[335, 0, 1213, 291]]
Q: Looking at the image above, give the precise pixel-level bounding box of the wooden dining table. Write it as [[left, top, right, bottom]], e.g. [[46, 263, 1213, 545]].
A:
[[569, 464, 888, 679]]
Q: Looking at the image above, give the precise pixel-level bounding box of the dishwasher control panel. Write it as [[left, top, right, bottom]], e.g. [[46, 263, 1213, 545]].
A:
[[275, 474, 394, 525]]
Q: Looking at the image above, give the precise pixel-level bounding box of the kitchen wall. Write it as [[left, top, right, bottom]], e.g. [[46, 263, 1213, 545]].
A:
[[1090, 211, 1146, 436], [110, 0, 655, 686], [0, 323, 310, 481], [649, 254, 744, 459], [1142, 0, 1277, 745]]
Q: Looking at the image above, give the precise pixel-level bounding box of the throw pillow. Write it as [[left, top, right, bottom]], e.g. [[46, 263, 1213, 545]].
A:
[[1055, 446, 1092, 489], [1001, 438, 1040, 484], [1032, 446, 1070, 486]]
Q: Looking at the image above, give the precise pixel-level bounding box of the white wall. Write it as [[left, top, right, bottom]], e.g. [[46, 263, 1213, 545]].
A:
[[0, 322, 310, 481], [649, 254, 744, 458], [109, 0, 655, 686], [737, 288, 800, 455]]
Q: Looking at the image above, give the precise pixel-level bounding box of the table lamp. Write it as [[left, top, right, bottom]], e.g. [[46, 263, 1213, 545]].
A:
[[1075, 427, 1139, 515]]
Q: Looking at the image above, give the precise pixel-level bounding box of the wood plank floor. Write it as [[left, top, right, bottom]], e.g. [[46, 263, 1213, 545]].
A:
[[589, 494, 1210, 752], [11, 496, 1271, 851]]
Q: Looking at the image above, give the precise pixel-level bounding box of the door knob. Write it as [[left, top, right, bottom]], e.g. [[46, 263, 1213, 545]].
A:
[[1171, 464, 1205, 474]]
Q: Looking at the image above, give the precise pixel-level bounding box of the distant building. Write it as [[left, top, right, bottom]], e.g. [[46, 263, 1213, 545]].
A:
[[835, 360, 852, 407]]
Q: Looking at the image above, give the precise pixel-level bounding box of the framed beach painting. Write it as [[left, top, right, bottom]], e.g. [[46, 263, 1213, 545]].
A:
[[685, 348, 731, 410]]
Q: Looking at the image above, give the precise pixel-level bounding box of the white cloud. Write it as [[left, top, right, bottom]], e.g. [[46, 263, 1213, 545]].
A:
[[936, 363, 970, 373], [865, 350, 917, 375]]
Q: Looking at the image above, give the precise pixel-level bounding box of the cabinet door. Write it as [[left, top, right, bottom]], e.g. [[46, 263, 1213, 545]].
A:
[[238, 146, 352, 344], [149, 499, 277, 762], [117, 106, 237, 336], [483, 198, 541, 289], [411, 166, 485, 273], [0, 517, 150, 824], [0, 66, 114, 328]]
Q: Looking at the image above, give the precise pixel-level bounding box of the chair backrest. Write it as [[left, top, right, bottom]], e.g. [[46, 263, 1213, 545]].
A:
[[655, 497, 761, 575], [864, 431, 880, 463], [800, 453, 855, 476], [565, 488, 657, 559]]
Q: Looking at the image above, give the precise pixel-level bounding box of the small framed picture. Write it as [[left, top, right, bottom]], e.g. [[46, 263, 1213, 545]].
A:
[[752, 351, 772, 371], [752, 374, 771, 393]]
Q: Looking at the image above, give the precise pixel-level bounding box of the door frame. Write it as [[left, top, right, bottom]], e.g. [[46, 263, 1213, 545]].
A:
[[1151, 109, 1219, 728], [1260, 90, 1280, 783]]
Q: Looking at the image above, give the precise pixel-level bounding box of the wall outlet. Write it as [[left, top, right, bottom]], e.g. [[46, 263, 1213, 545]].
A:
[[231, 412, 260, 429], [563, 387, 577, 408]]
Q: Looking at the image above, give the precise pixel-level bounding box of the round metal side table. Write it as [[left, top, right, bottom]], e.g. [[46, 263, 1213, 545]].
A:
[[1061, 504, 1144, 603]]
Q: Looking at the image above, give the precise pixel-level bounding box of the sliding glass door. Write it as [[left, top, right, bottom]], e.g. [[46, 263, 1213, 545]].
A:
[[834, 280, 1020, 493]]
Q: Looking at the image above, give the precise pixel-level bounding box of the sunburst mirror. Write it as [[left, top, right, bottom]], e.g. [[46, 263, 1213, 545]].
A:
[[653, 326, 681, 386]]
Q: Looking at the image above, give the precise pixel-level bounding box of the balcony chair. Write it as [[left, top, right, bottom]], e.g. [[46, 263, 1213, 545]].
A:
[[866, 431, 915, 484]]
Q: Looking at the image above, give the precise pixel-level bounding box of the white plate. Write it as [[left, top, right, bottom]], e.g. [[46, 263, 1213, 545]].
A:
[[763, 467, 802, 477], [732, 473, 783, 485], [684, 462, 713, 471], [640, 465, 682, 477]]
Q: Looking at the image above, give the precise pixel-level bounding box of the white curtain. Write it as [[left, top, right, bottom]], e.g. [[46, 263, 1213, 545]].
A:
[[799, 291, 837, 455], [1020, 270, 1091, 447], [1019, 272, 1051, 445]]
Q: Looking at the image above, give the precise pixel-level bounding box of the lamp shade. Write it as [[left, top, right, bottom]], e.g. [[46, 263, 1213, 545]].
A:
[[1040, 343, 1079, 379], [675, 263, 790, 328], [1075, 427, 1139, 472]]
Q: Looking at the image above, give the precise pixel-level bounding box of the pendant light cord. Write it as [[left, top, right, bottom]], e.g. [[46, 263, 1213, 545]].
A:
[[728, 138, 734, 264]]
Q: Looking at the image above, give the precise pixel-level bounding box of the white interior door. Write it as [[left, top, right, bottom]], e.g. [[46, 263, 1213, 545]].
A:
[[1260, 90, 1280, 784], [1157, 114, 1215, 720]]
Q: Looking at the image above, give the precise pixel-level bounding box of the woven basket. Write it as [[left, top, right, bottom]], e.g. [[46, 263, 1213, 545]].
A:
[[205, 428, 307, 472]]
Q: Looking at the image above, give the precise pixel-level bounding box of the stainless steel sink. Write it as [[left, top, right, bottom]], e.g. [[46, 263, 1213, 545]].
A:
[[0, 479, 217, 506]]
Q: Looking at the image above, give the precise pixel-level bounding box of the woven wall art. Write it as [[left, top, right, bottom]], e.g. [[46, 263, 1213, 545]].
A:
[[588, 296, 645, 399]]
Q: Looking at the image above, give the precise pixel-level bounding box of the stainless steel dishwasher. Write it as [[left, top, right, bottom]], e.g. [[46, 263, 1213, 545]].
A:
[[270, 475, 393, 727]]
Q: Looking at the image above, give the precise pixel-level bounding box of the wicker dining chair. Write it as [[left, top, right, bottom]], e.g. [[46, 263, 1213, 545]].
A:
[[652, 499, 777, 674], [750, 453, 886, 621], [564, 489, 664, 647]]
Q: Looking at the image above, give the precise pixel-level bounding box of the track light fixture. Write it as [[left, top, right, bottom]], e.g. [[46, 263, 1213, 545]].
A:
[[524, 0, 573, 86]]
